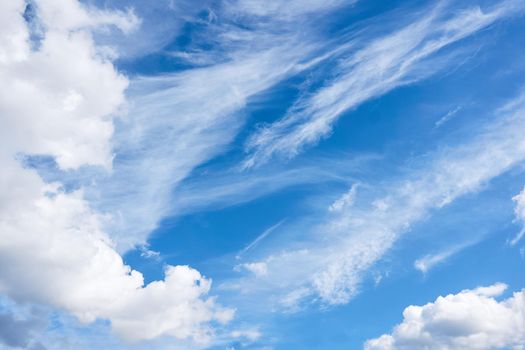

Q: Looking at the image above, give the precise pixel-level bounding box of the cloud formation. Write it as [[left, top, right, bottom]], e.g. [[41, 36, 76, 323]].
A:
[[414, 241, 475, 275], [0, 0, 231, 344], [511, 185, 525, 245], [79, 0, 347, 251], [0, 311, 45, 350], [365, 283, 525, 350], [226, 89, 525, 308], [3, 0, 525, 348], [244, 0, 525, 167]]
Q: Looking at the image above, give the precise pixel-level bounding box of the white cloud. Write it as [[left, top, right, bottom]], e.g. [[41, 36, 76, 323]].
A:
[[170, 154, 372, 219], [1, 0, 368, 343], [0, 2, 129, 169], [329, 183, 358, 212], [230, 328, 261, 342], [0, 1, 28, 63], [225, 90, 525, 307], [236, 220, 286, 259], [435, 106, 462, 128], [511, 185, 525, 245], [83, 1, 341, 250], [414, 241, 475, 275], [244, 0, 525, 167], [106, 266, 234, 343], [309, 91, 525, 304], [235, 262, 268, 277], [365, 283, 525, 350], [91, 44, 319, 251], [0, 0, 231, 344], [35, 0, 139, 33], [414, 250, 456, 275], [225, 0, 351, 20]]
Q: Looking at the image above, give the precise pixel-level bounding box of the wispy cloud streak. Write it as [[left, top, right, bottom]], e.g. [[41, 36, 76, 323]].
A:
[[227, 90, 525, 307], [435, 106, 462, 128], [237, 220, 286, 259], [86, 2, 340, 251], [414, 241, 475, 275], [91, 47, 309, 250], [511, 184, 525, 245], [244, 0, 525, 167]]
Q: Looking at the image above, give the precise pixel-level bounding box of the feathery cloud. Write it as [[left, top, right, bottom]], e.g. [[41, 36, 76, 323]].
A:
[[244, 0, 525, 167], [226, 90, 525, 307]]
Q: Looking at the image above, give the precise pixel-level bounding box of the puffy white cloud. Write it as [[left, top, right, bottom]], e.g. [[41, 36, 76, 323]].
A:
[[0, 0, 232, 344], [0, 0, 129, 169], [0, 1, 28, 63], [106, 266, 234, 343], [0, 166, 233, 343], [365, 283, 525, 350]]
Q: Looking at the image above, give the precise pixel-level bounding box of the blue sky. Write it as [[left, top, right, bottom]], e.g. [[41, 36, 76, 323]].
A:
[[2, 0, 525, 349]]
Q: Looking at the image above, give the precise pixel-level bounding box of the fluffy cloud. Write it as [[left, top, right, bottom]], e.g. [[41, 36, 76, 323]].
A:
[[0, 0, 231, 344], [105, 266, 234, 343], [365, 283, 525, 350], [0, 0, 129, 169]]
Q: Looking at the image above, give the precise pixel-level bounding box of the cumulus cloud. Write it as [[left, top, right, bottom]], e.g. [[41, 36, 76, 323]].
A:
[[0, 0, 231, 344], [0, 0, 130, 170], [106, 266, 234, 343], [365, 283, 525, 350]]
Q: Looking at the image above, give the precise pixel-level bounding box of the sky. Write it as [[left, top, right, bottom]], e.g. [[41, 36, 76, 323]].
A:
[[1, 0, 525, 349]]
